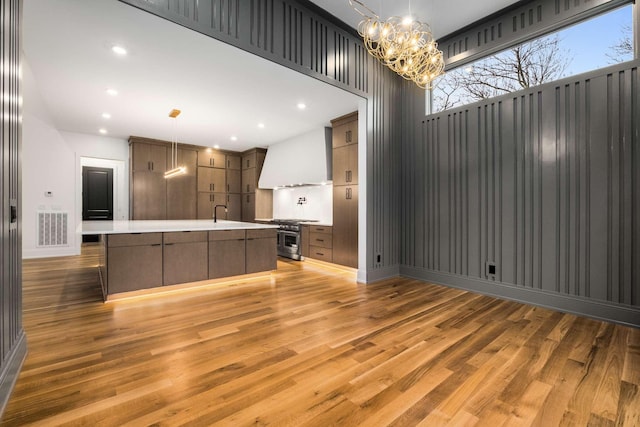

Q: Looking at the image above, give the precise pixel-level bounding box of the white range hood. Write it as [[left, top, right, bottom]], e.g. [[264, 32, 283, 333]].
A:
[[258, 127, 332, 189]]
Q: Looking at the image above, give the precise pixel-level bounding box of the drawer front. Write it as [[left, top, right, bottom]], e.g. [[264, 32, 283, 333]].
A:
[[310, 225, 332, 234], [309, 232, 332, 248], [209, 229, 246, 241], [163, 231, 208, 244], [108, 233, 162, 247], [246, 228, 277, 239], [308, 246, 332, 262]]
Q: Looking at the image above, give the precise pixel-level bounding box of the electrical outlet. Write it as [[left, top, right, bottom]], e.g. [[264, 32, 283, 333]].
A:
[[376, 254, 381, 263], [486, 261, 497, 279]]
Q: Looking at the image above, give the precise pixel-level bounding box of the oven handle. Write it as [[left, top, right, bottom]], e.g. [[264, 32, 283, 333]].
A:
[[278, 230, 300, 236]]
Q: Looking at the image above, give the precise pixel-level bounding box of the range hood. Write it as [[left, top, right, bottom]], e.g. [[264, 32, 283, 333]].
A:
[[258, 127, 332, 189]]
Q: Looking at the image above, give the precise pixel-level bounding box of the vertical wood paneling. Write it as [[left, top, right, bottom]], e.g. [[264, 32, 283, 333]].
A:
[[404, 62, 640, 322], [1, 0, 26, 416]]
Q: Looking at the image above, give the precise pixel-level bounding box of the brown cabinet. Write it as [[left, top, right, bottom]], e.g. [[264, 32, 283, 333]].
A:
[[331, 112, 358, 269], [197, 192, 226, 219], [227, 168, 241, 193], [226, 193, 241, 221], [246, 229, 277, 273], [198, 167, 226, 193], [332, 114, 358, 149], [226, 154, 241, 170], [306, 225, 333, 263], [241, 148, 272, 222], [130, 140, 168, 220], [209, 230, 246, 278], [332, 186, 358, 268], [332, 143, 358, 186], [167, 148, 197, 220], [301, 225, 310, 257], [198, 149, 225, 168], [163, 231, 208, 285], [106, 233, 163, 294]]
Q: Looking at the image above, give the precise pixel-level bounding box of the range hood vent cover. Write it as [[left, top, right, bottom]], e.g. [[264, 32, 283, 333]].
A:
[[258, 127, 332, 189]]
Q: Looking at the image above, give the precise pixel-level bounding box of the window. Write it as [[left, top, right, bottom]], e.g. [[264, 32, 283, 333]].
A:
[[430, 4, 634, 113]]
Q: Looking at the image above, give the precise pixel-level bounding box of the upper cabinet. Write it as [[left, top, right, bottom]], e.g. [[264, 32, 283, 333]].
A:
[[332, 112, 358, 149], [132, 142, 167, 173], [198, 150, 225, 168]]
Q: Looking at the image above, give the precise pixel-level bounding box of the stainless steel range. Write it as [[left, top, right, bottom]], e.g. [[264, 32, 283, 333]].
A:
[[272, 219, 317, 260]]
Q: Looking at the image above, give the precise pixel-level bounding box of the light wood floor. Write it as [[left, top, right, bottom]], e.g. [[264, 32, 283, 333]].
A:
[[2, 245, 639, 426]]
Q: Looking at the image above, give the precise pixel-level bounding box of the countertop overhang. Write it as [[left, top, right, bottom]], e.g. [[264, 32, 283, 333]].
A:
[[79, 220, 279, 235]]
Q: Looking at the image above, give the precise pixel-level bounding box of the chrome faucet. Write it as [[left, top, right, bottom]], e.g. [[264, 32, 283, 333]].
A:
[[213, 205, 227, 223]]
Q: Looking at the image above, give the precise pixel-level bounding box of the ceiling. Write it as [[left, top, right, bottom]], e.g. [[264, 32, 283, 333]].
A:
[[23, 0, 519, 152]]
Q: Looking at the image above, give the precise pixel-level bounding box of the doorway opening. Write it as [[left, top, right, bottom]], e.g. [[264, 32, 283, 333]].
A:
[[82, 166, 113, 242]]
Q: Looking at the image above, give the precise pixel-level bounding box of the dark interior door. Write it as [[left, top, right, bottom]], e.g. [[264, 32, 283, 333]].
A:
[[82, 166, 113, 220]]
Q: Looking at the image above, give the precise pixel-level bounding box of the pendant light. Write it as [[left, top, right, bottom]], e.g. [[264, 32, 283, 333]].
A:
[[164, 108, 186, 178]]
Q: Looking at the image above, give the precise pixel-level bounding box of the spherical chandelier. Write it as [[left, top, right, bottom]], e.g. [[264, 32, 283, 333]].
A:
[[349, 0, 445, 89]]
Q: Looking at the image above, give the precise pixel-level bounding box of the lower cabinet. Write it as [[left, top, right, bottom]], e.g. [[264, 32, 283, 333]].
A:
[[209, 230, 246, 279], [307, 225, 333, 263], [246, 229, 277, 273], [163, 231, 208, 286], [107, 233, 163, 294]]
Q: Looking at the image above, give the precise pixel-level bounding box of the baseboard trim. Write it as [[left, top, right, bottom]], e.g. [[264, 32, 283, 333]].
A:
[[0, 331, 27, 417], [360, 265, 400, 284], [400, 266, 640, 328], [22, 247, 79, 259]]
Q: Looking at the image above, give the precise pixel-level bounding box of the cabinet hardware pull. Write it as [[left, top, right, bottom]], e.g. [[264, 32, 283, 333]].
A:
[[212, 184, 215, 191], [165, 243, 174, 246], [227, 184, 230, 192], [317, 252, 324, 256], [227, 160, 230, 168], [210, 158, 213, 166], [246, 195, 250, 202], [246, 184, 250, 192], [317, 239, 324, 242], [346, 130, 351, 142], [151, 244, 161, 247]]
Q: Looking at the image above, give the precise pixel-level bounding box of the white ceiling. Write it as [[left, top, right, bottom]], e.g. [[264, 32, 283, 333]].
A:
[[23, 0, 520, 152]]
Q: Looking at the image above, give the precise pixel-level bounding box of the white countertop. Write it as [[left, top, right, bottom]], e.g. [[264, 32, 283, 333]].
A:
[[79, 220, 279, 235]]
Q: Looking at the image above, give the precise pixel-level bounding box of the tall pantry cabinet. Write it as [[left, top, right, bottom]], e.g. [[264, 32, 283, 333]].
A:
[[331, 112, 358, 269]]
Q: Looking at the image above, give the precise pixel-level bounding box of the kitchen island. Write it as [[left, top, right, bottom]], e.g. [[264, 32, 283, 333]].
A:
[[80, 220, 278, 300]]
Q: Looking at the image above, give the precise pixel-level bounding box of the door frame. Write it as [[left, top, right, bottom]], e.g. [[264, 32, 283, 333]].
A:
[[75, 156, 127, 254]]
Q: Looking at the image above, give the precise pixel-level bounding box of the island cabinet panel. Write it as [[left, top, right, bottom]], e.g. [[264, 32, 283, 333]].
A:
[[246, 229, 277, 273], [163, 232, 208, 286], [198, 150, 225, 168], [107, 233, 163, 293], [209, 230, 246, 279]]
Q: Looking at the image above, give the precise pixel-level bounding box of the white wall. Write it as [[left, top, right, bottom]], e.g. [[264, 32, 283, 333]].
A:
[[272, 185, 332, 223], [22, 61, 129, 258]]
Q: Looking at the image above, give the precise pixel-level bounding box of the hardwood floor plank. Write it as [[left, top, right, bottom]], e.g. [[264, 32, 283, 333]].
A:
[[1, 246, 638, 426]]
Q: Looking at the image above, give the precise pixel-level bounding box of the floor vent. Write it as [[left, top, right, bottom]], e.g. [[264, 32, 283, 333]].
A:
[[37, 211, 69, 247]]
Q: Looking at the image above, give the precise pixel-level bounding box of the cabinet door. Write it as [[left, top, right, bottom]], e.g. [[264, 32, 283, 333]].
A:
[[332, 185, 358, 268], [242, 193, 255, 222], [242, 152, 257, 169], [167, 174, 196, 219], [242, 168, 257, 193], [332, 144, 358, 186], [132, 171, 166, 219], [132, 142, 167, 172], [198, 150, 225, 168], [107, 244, 163, 293], [246, 236, 277, 273], [227, 168, 241, 193], [226, 193, 241, 220], [226, 155, 241, 170], [197, 167, 226, 193], [163, 241, 208, 285], [197, 192, 226, 219], [174, 148, 197, 176], [209, 238, 246, 278], [332, 120, 358, 149]]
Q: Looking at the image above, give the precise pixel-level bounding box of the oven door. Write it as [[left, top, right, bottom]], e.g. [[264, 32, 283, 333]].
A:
[[277, 230, 301, 260]]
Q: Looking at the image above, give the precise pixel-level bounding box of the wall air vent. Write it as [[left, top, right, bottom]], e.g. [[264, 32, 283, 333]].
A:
[[37, 211, 69, 247]]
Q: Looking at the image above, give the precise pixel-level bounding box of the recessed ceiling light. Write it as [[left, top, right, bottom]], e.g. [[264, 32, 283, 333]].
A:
[[111, 45, 127, 56], [258, 123, 265, 129], [99, 128, 107, 134], [297, 103, 306, 110], [106, 88, 118, 96], [230, 136, 238, 141], [213, 144, 220, 149], [102, 113, 111, 119]]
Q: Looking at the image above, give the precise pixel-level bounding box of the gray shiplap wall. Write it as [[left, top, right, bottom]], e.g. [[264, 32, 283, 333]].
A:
[[118, 0, 403, 279], [1, 0, 26, 416], [401, 61, 640, 327]]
